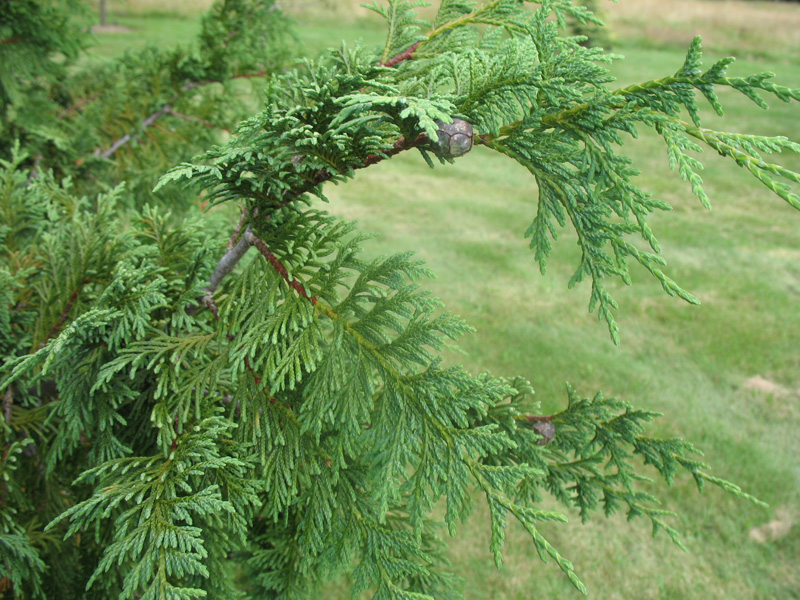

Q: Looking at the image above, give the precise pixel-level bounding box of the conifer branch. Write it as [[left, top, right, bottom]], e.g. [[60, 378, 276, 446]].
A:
[[379, 0, 504, 68], [380, 0, 510, 69], [190, 131, 430, 317], [95, 104, 172, 160], [211, 132, 432, 311], [7, 4, 796, 595], [95, 65, 272, 159]]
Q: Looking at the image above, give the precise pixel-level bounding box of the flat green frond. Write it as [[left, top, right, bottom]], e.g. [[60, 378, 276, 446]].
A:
[[47, 411, 258, 597], [684, 125, 800, 210], [365, 1, 430, 66]]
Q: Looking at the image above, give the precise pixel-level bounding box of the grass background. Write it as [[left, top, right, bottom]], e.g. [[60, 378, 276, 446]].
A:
[[86, 1, 800, 597]]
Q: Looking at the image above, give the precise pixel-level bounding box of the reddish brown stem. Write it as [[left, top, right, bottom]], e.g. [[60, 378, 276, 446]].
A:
[[524, 414, 554, 422], [244, 356, 262, 385], [169, 416, 180, 452], [0, 38, 21, 44], [381, 41, 422, 68], [245, 230, 318, 305], [360, 133, 429, 169], [298, 133, 429, 196]]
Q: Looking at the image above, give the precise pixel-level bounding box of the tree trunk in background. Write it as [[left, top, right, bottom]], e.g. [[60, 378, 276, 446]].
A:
[[100, 0, 107, 26]]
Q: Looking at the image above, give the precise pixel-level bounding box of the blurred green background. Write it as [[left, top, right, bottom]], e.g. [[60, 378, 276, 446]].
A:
[[86, 1, 800, 597]]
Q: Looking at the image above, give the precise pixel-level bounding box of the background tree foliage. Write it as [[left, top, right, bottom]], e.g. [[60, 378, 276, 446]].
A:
[[1, 1, 799, 599]]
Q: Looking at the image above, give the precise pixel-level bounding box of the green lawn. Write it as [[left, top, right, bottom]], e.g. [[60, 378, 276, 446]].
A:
[[81, 14, 204, 64], [88, 2, 800, 598]]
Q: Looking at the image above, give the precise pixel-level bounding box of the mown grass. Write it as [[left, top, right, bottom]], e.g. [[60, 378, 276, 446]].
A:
[[83, 14, 203, 60], [90, 1, 800, 598], [605, 0, 800, 64]]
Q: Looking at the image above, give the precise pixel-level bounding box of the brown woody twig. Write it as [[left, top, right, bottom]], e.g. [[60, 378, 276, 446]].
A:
[[228, 210, 249, 252], [188, 226, 254, 317], [289, 133, 429, 200], [95, 104, 172, 160], [91, 65, 270, 160], [381, 41, 422, 68], [244, 229, 318, 305], [523, 414, 554, 423]]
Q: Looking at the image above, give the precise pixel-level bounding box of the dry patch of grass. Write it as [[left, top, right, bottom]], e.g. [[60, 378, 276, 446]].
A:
[[749, 507, 796, 544], [89, 0, 215, 17], [743, 375, 798, 398], [281, 0, 376, 18], [605, 0, 800, 61]]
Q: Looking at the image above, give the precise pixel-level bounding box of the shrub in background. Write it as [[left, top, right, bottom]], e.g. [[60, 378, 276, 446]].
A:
[[0, 0, 292, 207]]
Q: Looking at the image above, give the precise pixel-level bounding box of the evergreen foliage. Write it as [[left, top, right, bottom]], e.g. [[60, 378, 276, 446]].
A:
[[1, 0, 293, 207], [2, 1, 800, 598]]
